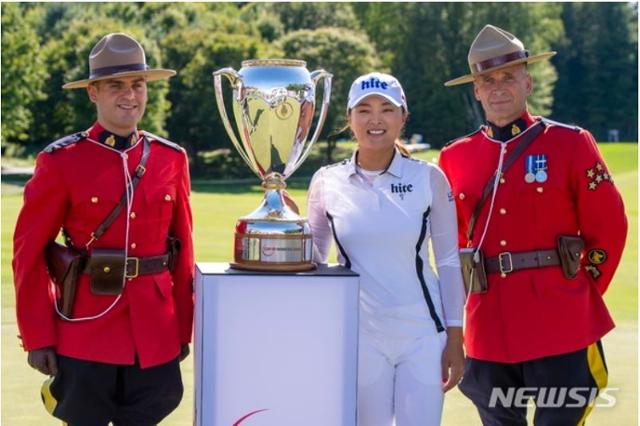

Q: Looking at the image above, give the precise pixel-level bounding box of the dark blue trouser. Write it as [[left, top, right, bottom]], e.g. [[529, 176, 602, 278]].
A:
[[459, 342, 608, 426], [45, 354, 183, 426]]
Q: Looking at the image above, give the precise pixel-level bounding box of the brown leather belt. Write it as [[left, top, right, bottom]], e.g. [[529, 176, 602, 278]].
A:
[[485, 249, 560, 275], [84, 254, 170, 278]]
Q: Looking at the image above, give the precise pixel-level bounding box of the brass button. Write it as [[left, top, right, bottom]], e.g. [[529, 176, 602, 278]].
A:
[[499, 208, 507, 215], [103, 266, 111, 273], [500, 178, 506, 184], [91, 196, 99, 203], [130, 212, 136, 219], [459, 193, 466, 200], [500, 240, 507, 246], [130, 243, 137, 249], [501, 273, 507, 278], [536, 187, 544, 193], [164, 194, 172, 201]]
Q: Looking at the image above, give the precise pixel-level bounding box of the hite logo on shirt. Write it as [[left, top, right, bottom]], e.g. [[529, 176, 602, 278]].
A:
[[391, 183, 413, 199]]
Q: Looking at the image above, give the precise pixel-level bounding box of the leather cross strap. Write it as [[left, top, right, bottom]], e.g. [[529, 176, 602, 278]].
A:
[[83, 253, 170, 278], [485, 249, 560, 275], [62, 136, 152, 248], [91, 136, 151, 242], [467, 120, 546, 242]]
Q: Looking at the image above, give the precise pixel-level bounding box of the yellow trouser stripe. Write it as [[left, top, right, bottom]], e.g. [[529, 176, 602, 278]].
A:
[[40, 376, 58, 416], [577, 342, 608, 426]]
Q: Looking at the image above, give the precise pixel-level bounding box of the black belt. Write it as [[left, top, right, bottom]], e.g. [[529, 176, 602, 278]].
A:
[[84, 254, 170, 278], [485, 249, 560, 275]]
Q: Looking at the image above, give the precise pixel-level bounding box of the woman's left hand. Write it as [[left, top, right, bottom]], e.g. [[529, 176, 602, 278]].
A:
[[441, 326, 465, 392]]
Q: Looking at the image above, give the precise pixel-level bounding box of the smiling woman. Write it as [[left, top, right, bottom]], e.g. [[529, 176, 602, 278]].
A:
[[348, 95, 406, 170], [307, 72, 466, 426]]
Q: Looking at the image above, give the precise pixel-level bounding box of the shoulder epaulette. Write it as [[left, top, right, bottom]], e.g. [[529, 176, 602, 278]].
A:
[[141, 130, 185, 152], [444, 127, 482, 147], [42, 132, 86, 153], [540, 117, 582, 132]]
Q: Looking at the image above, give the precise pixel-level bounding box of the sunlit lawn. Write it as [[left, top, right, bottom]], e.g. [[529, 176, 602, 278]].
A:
[[1, 143, 636, 425]]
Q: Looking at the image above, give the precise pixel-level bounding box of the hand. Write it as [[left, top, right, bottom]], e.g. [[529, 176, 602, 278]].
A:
[[179, 343, 190, 362], [28, 347, 58, 376], [282, 191, 300, 214], [441, 327, 465, 392]]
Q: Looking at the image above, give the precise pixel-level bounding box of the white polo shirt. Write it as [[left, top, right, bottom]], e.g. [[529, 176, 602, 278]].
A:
[[307, 149, 464, 338]]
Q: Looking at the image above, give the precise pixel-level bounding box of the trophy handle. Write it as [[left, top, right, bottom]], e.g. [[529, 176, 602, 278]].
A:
[[293, 69, 333, 171], [212, 68, 256, 172]]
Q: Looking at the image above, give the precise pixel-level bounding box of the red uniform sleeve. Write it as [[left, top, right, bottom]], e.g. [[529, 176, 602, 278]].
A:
[[438, 148, 468, 248], [12, 152, 68, 350], [169, 151, 195, 344], [570, 130, 627, 294]]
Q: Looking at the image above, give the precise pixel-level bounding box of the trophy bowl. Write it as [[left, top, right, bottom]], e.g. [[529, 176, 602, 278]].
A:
[[213, 59, 332, 271]]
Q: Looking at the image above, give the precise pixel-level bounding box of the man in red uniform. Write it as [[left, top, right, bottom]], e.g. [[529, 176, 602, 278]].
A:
[[12, 33, 194, 425], [439, 25, 627, 425]]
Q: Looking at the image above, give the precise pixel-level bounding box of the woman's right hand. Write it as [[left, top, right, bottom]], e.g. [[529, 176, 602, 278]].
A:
[[441, 327, 465, 392]]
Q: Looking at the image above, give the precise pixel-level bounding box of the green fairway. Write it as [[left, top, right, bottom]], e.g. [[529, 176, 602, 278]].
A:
[[1, 143, 636, 425]]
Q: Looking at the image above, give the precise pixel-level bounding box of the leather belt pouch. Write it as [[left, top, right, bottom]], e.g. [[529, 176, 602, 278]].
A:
[[87, 249, 125, 295], [45, 241, 86, 316], [556, 235, 585, 279], [460, 247, 488, 294]]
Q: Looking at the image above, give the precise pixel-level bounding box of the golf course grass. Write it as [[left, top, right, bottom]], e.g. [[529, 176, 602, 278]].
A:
[[1, 143, 636, 425]]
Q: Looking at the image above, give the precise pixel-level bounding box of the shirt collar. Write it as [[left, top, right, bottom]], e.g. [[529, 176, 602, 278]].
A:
[[385, 148, 404, 178], [483, 111, 536, 142], [347, 147, 404, 178], [86, 122, 140, 151]]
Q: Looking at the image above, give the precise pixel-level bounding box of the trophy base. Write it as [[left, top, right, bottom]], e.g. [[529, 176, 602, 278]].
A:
[[230, 187, 315, 272], [230, 260, 316, 272], [232, 222, 314, 272]]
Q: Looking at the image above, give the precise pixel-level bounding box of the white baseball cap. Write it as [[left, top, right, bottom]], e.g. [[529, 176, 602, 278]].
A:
[[347, 72, 408, 110]]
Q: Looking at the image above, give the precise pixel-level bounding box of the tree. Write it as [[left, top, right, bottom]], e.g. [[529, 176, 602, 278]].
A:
[[279, 27, 382, 162], [552, 3, 638, 140], [1, 3, 47, 153], [256, 3, 359, 33]]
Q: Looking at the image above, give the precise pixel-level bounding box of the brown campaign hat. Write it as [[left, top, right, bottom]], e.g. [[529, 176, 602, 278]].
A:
[[444, 24, 556, 87], [63, 33, 175, 89]]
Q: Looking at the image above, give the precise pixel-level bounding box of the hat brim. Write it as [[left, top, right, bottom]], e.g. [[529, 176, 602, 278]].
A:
[[348, 92, 405, 110], [444, 52, 556, 87], [62, 68, 176, 89]]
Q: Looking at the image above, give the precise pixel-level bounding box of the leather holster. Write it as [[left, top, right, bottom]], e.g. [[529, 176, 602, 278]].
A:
[[45, 241, 86, 316]]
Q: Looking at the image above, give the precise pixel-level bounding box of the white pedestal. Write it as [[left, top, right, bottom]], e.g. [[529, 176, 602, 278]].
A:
[[194, 263, 359, 426]]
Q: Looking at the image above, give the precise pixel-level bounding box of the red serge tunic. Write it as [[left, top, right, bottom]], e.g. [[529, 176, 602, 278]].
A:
[[438, 112, 627, 363], [13, 123, 194, 368]]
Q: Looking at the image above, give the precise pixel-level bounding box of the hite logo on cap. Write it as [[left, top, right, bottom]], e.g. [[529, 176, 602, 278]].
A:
[[361, 77, 389, 91], [348, 72, 407, 110]]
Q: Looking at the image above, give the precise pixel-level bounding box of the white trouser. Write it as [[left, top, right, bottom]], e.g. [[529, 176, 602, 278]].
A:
[[357, 329, 447, 426]]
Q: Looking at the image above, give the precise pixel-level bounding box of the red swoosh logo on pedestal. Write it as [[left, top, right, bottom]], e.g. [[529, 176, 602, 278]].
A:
[[232, 408, 269, 425]]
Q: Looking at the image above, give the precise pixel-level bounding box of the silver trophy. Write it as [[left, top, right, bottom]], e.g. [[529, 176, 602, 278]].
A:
[[213, 59, 332, 271]]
